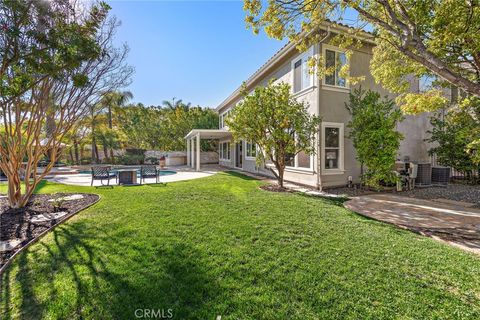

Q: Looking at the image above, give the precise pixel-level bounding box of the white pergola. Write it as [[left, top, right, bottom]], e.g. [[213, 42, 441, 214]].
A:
[[185, 129, 232, 171]]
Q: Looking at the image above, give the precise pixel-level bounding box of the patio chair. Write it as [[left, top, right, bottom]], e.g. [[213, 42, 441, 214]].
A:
[[91, 166, 117, 186], [140, 165, 161, 184]]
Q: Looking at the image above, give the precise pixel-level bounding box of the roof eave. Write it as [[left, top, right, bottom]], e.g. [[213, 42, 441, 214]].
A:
[[215, 22, 375, 112]]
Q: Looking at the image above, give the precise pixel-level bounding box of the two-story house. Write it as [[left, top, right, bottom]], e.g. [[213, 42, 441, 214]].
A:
[[185, 21, 432, 189]]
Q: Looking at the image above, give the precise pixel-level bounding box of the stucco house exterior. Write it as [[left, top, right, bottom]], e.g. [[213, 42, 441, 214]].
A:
[[185, 21, 433, 189]]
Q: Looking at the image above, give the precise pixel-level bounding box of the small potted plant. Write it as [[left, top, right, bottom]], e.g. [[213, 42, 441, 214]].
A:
[[159, 155, 166, 169]]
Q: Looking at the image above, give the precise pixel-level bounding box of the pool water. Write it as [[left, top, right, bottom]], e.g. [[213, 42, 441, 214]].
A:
[[79, 169, 177, 176]]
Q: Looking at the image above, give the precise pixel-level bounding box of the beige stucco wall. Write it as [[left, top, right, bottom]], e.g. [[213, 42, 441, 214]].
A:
[[218, 37, 433, 189]]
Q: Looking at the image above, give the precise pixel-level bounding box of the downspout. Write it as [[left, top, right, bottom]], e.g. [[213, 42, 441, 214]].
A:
[[316, 27, 331, 191]]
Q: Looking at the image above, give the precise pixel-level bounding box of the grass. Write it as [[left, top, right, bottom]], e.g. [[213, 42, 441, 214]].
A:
[[1, 172, 480, 319]]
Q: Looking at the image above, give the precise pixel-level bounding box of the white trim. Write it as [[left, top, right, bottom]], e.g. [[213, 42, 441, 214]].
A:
[[219, 141, 231, 161], [244, 140, 257, 160], [291, 46, 315, 95], [292, 85, 316, 98], [285, 167, 315, 174], [321, 84, 350, 93], [219, 109, 232, 129], [321, 122, 345, 175], [196, 134, 200, 171], [321, 44, 350, 90], [285, 149, 314, 172]]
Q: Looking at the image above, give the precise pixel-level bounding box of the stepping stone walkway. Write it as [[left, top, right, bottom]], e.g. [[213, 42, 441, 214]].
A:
[[0, 239, 22, 253], [30, 211, 68, 223], [345, 194, 480, 254], [47, 194, 84, 202]]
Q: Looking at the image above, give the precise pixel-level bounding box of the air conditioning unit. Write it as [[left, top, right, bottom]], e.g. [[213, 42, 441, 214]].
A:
[[416, 162, 432, 186], [432, 166, 450, 185]]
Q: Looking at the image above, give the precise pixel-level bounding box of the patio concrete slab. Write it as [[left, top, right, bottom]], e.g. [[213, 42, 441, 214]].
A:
[[345, 194, 480, 254], [45, 165, 224, 186]]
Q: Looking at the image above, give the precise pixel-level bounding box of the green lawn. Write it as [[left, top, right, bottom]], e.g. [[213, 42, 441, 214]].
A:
[[1, 172, 479, 319]]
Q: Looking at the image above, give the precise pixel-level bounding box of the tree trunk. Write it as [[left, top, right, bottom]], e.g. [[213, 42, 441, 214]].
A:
[[7, 171, 24, 209], [69, 149, 74, 164], [74, 139, 80, 165], [91, 135, 97, 164], [278, 167, 284, 188], [108, 105, 113, 129], [109, 148, 115, 164], [103, 145, 109, 163]]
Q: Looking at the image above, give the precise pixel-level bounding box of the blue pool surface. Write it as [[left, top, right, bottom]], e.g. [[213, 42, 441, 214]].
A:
[[79, 169, 177, 176]]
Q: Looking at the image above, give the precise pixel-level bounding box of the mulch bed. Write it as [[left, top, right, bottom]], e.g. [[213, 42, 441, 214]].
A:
[[0, 193, 99, 269]]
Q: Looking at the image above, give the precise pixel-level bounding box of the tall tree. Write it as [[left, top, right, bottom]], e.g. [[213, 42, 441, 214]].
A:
[[227, 81, 321, 188], [243, 0, 480, 112], [0, 2, 133, 208], [98, 90, 133, 161], [101, 90, 133, 129], [427, 98, 480, 181], [162, 98, 191, 111]]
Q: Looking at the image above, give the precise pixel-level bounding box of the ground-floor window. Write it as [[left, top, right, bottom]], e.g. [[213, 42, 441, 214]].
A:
[[322, 122, 344, 173], [220, 141, 230, 160], [285, 150, 312, 170], [245, 141, 257, 159]]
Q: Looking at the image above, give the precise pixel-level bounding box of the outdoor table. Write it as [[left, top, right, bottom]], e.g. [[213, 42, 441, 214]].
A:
[[116, 168, 138, 185]]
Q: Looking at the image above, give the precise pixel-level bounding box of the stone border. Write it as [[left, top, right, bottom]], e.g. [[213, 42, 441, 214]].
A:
[[0, 193, 101, 276]]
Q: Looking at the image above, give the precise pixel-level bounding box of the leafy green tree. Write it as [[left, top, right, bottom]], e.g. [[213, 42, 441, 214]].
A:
[[98, 91, 133, 161], [227, 81, 321, 188], [243, 0, 480, 112], [0, 0, 122, 208], [116, 104, 165, 149], [346, 88, 404, 189], [427, 98, 480, 181], [116, 103, 218, 152]]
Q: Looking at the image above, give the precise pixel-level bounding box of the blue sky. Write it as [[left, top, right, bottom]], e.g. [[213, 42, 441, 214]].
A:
[[107, 0, 287, 108]]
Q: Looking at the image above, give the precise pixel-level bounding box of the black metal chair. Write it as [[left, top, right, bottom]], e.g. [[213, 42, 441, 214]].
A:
[[91, 166, 117, 186], [140, 165, 160, 184]]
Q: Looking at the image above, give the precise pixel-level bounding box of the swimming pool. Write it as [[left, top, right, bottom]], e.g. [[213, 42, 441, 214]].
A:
[[78, 169, 177, 176]]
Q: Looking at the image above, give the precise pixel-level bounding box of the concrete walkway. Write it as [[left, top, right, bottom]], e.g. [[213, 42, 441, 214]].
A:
[[345, 194, 480, 254]]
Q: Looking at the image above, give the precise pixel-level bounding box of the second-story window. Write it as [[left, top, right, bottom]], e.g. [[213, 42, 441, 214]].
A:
[[324, 47, 347, 88], [220, 110, 231, 129], [292, 47, 314, 93]]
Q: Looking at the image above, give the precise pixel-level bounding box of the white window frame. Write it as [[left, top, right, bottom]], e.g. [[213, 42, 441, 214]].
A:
[[219, 141, 231, 161], [284, 134, 314, 172], [245, 140, 257, 160], [291, 46, 315, 95], [322, 44, 349, 91], [219, 109, 231, 129], [321, 122, 345, 175]]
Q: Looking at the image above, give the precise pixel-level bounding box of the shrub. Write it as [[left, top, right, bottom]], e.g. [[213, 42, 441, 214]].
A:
[[117, 154, 145, 165], [346, 88, 404, 190], [145, 156, 160, 165]]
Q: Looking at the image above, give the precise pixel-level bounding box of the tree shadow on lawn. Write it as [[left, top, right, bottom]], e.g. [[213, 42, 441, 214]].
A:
[[223, 171, 259, 181], [1, 221, 222, 319], [295, 192, 349, 206]]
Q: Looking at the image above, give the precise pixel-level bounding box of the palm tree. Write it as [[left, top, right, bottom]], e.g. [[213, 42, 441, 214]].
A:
[[161, 97, 191, 111], [101, 91, 134, 129], [93, 91, 133, 163]]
